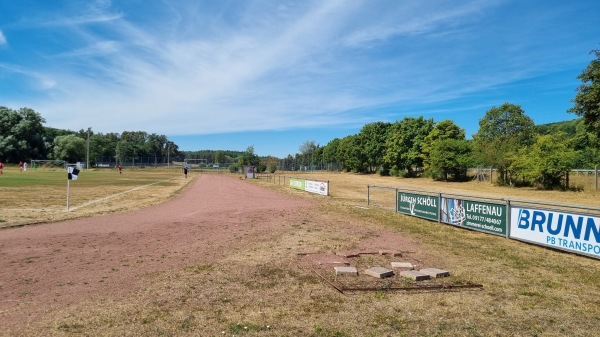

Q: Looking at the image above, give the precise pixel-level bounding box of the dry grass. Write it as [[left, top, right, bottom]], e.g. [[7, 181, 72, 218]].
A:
[[0, 167, 192, 228], [2, 169, 600, 336]]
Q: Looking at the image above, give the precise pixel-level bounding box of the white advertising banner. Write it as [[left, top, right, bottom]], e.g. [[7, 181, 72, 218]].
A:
[[305, 179, 328, 196], [511, 207, 600, 259]]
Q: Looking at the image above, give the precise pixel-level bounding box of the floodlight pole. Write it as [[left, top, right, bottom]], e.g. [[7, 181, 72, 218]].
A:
[[86, 128, 90, 170]]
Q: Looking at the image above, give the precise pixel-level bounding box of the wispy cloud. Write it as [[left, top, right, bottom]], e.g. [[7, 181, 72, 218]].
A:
[[1, 0, 598, 139], [0, 30, 6, 45]]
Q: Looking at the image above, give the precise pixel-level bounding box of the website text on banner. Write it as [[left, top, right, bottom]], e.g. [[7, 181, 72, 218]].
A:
[[441, 197, 507, 236], [511, 207, 600, 259]]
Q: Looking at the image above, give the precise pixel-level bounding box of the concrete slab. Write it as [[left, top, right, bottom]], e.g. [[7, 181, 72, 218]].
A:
[[399, 270, 430, 281], [334, 266, 358, 276], [419, 268, 450, 278], [391, 262, 414, 270], [364, 267, 394, 279]]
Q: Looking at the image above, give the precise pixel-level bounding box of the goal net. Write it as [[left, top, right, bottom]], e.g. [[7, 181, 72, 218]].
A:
[[30, 160, 66, 171], [184, 158, 208, 169]]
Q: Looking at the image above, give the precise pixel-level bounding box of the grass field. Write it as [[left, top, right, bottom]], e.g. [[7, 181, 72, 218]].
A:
[[1, 168, 600, 336], [0, 166, 190, 228]]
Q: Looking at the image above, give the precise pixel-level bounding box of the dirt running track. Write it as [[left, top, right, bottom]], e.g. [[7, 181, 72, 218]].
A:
[[0, 175, 313, 331]]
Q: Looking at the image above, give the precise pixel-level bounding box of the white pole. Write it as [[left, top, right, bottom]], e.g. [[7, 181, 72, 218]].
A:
[[67, 178, 70, 211]]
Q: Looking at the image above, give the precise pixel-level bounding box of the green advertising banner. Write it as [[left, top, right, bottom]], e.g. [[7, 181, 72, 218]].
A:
[[397, 192, 439, 221], [289, 178, 305, 191], [440, 197, 507, 236]]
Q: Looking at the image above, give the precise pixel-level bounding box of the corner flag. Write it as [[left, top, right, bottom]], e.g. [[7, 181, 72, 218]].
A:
[[68, 167, 80, 180]]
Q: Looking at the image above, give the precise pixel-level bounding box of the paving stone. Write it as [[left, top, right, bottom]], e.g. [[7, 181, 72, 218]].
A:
[[364, 267, 394, 279], [399, 270, 430, 281], [390, 262, 414, 270], [419, 268, 450, 278], [334, 266, 358, 276]]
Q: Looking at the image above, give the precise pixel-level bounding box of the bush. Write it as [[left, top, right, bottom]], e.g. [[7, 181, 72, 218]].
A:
[[228, 164, 239, 173]]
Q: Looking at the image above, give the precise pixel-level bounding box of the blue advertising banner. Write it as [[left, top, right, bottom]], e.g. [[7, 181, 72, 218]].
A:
[[511, 207, 600, 259]]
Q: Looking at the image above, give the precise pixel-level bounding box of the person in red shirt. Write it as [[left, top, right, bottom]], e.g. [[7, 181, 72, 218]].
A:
[[118, 165, 123, 174], [18, 161, 23, 172], [0, 161, 4, 175]]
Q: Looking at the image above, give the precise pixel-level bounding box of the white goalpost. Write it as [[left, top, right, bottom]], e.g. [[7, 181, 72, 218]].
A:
[[184, 158, 208, 169], [30, 160, 66, 171]]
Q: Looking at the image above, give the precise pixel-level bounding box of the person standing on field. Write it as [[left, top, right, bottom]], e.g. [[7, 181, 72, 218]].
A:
[[18, 161, 23, 172], [183, 164, 188, 178], [0, 161, 3, 175], [118, 165, 123, 174], [23, 162, 27, 172]]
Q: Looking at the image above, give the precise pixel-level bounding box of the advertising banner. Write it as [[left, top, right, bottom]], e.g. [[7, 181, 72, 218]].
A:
[[305, 180, 328, 196], [397, 192, 438, 221], [289, 178, 305, 191], [440, 197, 506, 236], [511, 207, 600, 259]]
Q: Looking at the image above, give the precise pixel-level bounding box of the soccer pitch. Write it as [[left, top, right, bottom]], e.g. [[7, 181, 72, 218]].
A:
[[0, 167, 190, 228]]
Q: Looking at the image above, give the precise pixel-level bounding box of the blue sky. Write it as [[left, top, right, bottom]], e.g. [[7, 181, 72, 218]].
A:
[[1, 0, 599, 158]]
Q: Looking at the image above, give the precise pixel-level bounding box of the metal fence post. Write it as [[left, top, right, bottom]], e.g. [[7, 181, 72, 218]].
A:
[[438, 193, 442, 223], [506, 199, 511, 239], [395, 188, 398, 213]]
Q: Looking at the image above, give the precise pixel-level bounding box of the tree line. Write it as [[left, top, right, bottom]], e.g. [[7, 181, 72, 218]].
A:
[[289, 49, 600, 189], [0, 106, 181, 167]]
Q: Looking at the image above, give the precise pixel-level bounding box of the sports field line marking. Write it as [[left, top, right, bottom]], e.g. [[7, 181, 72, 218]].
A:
[[69, 178, 179, 212]]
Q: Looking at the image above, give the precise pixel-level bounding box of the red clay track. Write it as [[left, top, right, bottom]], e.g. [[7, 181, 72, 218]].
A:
[[0, 174, 312, 328]]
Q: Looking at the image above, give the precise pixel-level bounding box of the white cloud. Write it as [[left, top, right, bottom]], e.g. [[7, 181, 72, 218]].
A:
[[0, 30, 6, 45], [3, 0, 597, 138]]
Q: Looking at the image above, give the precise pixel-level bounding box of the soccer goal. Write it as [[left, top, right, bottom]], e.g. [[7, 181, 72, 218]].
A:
[[30, 160, 66, 171], [184, 158, 208, 170]]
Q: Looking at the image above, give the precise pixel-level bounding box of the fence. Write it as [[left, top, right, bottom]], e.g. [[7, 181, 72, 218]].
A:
[[468, 167, 600, 191], [367, 185, 600, 260]]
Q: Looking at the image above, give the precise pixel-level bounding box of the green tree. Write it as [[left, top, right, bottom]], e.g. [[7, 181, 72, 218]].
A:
[[238, 145, 259, 168], [384, 117, 434, 177], [338, 134, 365, 172], [569, 50, 600, 142], [511, 132, 580, 189], [299, 140, 318, 169], [52, 134, 86, 163], [0, 107, 47, 162], [472, 103, 536, 185], [89, 132, 120, 165], [358, 122, 391, 174], [421, 120, 466, 174], [145, 133, 168, 165], [214, 150, 224, 165], [322, 138, 341, 170], [428, 139, 474, 181]]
